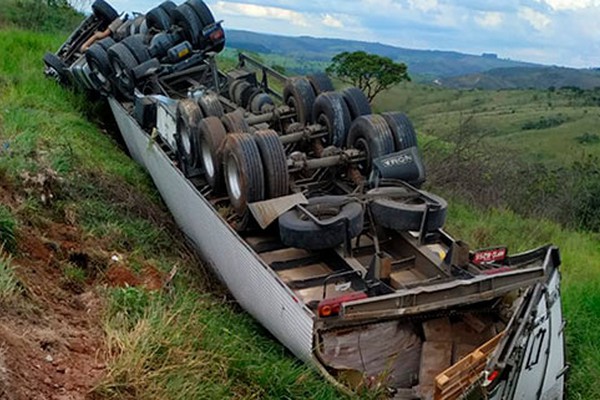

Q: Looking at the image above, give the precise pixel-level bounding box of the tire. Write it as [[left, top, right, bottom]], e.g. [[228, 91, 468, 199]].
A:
[[221, 111, 250, 133], [307, 72, 334, 94], [232, 80, 251, 107], [198, 117, 228, 192], [43, 52, 68, 83], [129, 15, 145, 35], [283, 77, 316, 125], [85, 43, 112, 93], [381, 112, 418, 151], [250, 93, 274, 114], [312, 91, 351, 147], [198, 91, 224, 117], [176, 99, 204, 169], [92, 0, 119, 24], [341, 87, 372, 120], [367, 187, 447, 232], [187, 0, 215, 26], [240, 84, 259, 110], [121, 34, 150, 64], [254, 130, 289, 199], [108, 43, 139, 99], [347, 114, 395, 175], [223, 133, 265, 215], [171, 4, 203, 48], [146, 6, 171, 31], [159, 1, 177, 16], [97, 37, 116, 51], [279, 196, 364, 250]]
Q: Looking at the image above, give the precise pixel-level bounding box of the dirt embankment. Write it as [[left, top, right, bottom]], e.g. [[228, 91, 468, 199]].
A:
[[0, 183, 163, 400]]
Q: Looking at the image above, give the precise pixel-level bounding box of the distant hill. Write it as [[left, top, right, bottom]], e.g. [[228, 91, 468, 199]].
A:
[[438, 66, 600, 90], [226, 29, 539, 78]]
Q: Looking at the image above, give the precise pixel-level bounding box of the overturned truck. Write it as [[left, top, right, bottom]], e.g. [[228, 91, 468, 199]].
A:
[[44, 1, 567, 399]]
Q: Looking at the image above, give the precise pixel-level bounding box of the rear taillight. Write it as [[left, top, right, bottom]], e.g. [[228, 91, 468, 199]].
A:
[[317, 292, 367, 318], [210, 29, 224, 41]]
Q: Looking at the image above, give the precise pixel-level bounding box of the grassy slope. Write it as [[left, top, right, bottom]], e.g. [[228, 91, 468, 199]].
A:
[[374, 83, 600, 166], [0, 29, 346, 400]]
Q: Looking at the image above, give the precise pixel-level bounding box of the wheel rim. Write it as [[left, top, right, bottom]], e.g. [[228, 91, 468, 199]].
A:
[[226, 156, 242, 201], [354, 137, 370, 173], [90, 60, 109, 90], [201, 139, 215, 179], [113, 59, 132, 90], [181, 126, 192, 156]]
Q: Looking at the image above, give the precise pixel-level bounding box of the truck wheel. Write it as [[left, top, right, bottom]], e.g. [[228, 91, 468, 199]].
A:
[[254, 130, 289, 199], [115, 20, 133, 41], [347, 114, 395, 175], [159, 1, 177, 16], [146, 6, 171, 31], [367, 187, 447, 232], [240, 85, 260, 110], [279, 196, 364, 250], [221, 111, 250, 133], [381, 112, 418, 151], [129, 15, 145, 35], [198, 117, 227, 192], [250, 93, 274, 114], [121, 34, 150, 63], [307, 72, 334, 94], [232, 81, 255, 108], [228, 79, 243, 102], [108, 43, 139, 99], [313, 91, 351, 147], [85, 43, 113, 93], [341, 87, 372, 120], [92, 0, 119, 25], [224, 133, 265, 215], [198, 91, 224, 117], [284, 77, 316, 125], [187, 0, 215, 26], [43, 52, 68, 84], [176, 99, 204, 169], [171, 4, 203, 48], [97, 37, 116, 51]]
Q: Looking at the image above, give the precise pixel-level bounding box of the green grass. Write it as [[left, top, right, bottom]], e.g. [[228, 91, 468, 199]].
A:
[[0, 205, 16, 253], [374, 83, 600, 166], [0, 254, 20, 303]]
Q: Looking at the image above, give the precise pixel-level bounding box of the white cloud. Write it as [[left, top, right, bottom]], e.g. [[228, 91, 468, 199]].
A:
[[213, 1, 309, 27], [518, 7, 552, 30], [407, 0, 439, 12], [535, 0, 600, 11], [322, 14, 344, 28], [474, 11, 504, 28]]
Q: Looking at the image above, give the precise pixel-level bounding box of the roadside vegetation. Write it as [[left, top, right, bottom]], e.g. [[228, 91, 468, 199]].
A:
[[0, 3, 599, 399]]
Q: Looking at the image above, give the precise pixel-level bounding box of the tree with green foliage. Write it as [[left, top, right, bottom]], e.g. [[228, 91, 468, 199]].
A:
[[326, 51, 410, 102]]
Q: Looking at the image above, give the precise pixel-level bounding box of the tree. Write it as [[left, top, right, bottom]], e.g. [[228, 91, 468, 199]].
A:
[[326, 51, 410, 102]]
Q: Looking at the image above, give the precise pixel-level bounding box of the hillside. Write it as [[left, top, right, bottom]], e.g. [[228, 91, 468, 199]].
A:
[[440, 66, 600, 90], [226, 29, 539, 78]]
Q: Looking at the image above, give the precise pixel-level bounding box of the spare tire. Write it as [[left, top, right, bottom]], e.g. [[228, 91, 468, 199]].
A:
[[341, 87, 372, 120], [381, 112, 418, 151], [312, 91, 351, 147], [367, 187, 447, 232], [307, 72, 334, 94], [279, 196, 364, 250], [223, 133, 265, 215], [347, 114, 395, 175], [198, 117, 228, 192], [283, 77, 316, 125], [254, 130, 289, 199]]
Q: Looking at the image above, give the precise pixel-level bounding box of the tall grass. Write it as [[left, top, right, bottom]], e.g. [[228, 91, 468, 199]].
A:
[[0, 254, 20, 303], [0, 205, 17, 254]]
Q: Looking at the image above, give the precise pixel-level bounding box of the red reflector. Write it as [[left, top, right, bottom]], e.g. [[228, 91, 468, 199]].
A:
[[487, 370, 500, 382], [317, 292, 367, 318], [210, 29, 224, 41]]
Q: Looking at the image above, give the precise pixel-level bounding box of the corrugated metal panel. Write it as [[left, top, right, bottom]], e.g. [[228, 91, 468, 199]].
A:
[[109, 98, 315, 362]]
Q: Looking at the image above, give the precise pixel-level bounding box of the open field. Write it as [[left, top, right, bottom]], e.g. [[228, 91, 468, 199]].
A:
[[374, 83, 600, 166]]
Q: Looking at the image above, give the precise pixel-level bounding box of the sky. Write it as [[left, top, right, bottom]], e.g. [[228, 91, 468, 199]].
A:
[[98, 0, 600, 68]]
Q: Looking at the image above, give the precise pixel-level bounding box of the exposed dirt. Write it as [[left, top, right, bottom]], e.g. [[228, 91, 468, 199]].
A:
[[0, 185, 165, 400]]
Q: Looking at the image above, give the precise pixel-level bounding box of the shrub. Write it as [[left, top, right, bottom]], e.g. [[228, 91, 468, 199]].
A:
[[0, 0, 83, 33]]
